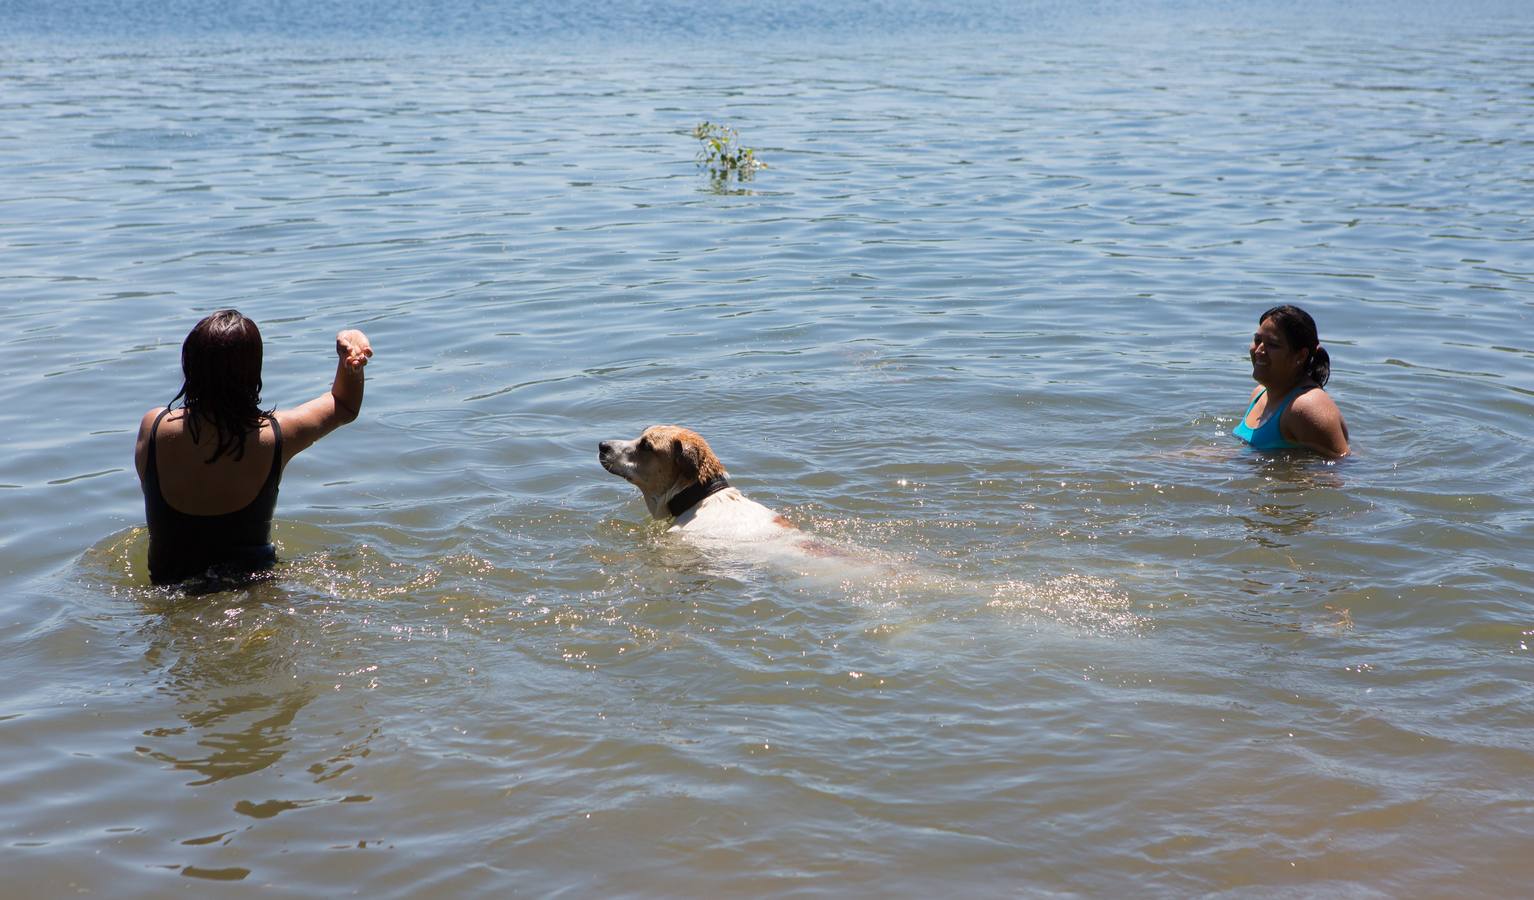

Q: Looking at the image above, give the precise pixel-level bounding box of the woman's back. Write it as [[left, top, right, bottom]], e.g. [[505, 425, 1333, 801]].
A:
[[142, 409, 281, 514], [138, 407, 285, 584]]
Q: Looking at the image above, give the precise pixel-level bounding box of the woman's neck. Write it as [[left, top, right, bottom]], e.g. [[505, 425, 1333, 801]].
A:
[[1259, 372, 1310, 398]]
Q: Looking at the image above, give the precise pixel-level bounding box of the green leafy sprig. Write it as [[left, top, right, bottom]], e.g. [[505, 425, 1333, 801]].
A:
[[692, 121, 767, 182]]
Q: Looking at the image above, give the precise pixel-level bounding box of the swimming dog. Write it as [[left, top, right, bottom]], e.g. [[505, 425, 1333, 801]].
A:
[[598, 425, 798, 542]]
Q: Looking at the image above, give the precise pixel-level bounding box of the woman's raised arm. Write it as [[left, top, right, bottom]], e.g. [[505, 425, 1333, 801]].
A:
[[277, 329, 373, 464]]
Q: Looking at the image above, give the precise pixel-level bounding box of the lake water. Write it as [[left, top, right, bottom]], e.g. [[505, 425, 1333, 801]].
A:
[[3, 0, 1532, 894]]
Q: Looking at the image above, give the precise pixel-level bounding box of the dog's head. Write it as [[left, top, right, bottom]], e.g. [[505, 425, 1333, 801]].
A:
[[599, 425, 728, 518]]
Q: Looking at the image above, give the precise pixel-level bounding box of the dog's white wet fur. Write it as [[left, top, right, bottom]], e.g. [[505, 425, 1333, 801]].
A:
[[597, 424, 904, 588], [600, 425, 897, 588], [597, 426, 1143, 631], [599, 425, 798, 542]]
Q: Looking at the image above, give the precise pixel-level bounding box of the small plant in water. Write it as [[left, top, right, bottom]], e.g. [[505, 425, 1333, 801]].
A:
[[692, 121, 766, 182]]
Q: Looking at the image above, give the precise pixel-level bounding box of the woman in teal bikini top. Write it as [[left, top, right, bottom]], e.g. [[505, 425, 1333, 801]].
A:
[[1234, 385, 1307, 450], [1235, 305, 1350, 458]]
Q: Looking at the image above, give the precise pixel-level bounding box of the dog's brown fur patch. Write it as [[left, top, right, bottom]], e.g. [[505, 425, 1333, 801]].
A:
[[642, 425, 726, 485]]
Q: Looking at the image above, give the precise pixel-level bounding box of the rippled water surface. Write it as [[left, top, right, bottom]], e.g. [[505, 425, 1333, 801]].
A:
[[3, 1, 1533, 894]]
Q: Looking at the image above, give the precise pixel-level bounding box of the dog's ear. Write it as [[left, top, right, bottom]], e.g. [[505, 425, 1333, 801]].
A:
[[673, 434, 726, 483]]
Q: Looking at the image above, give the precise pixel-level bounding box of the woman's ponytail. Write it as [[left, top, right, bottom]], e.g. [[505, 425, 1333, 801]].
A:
[[1308, 345, 1331, 387]]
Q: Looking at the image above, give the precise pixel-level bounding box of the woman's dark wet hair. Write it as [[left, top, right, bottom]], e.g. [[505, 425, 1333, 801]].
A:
[[170, 309, 271, 462], [1260, 304, 1330, 387]]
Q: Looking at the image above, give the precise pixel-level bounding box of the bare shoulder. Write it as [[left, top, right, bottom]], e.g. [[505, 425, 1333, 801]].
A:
[[134, 407, 169, 477], [138, 406, 167, 432], [271, 405, 316, 461], [1284, 387, 1350, 457], [1289, 386, 1342, 420]]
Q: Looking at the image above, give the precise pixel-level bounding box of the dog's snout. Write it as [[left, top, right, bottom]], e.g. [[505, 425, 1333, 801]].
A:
[[598, 440, 626, 476]]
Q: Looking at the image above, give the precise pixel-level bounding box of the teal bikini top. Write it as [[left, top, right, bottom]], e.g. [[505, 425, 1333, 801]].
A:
[[1234, 387, 1305, 451]]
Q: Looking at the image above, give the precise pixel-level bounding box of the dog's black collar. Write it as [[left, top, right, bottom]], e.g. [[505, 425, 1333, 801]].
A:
[[667, 477, 731, 518]]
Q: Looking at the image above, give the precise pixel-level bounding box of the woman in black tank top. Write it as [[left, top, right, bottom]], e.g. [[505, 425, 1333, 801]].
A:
[[134, 310, 374, 586]]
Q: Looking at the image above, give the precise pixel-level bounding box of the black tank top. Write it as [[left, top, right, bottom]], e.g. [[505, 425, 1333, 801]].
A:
[[143, 409, 283, 585]]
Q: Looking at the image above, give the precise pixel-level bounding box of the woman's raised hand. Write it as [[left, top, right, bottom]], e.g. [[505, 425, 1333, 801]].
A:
[[336, 329, 373, 370]]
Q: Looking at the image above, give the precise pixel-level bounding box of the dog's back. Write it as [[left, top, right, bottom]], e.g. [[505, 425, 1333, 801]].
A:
[[673, 487, 791, 539]]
